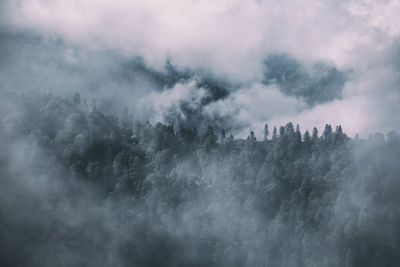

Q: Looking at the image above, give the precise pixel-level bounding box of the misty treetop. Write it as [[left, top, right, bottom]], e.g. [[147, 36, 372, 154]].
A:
[[1, 1, 400, 266], [1, 92, 400, 267]]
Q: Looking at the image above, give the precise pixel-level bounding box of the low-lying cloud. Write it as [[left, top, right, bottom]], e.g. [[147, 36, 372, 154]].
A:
[[1, 0, 400, 136]]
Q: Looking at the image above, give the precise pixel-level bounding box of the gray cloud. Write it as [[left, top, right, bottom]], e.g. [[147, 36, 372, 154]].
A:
[[1, 0, 389, 77], [1, 2, 400, 266], [1, 0, 400, 136]]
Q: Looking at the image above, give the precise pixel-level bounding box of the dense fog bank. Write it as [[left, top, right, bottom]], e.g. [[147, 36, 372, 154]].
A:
[[1, 92, 399, 267]]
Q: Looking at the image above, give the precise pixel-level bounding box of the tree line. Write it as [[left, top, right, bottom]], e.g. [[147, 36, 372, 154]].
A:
[[1, 92, 399, 267]]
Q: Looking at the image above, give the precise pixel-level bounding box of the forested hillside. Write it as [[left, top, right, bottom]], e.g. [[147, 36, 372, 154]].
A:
[[1, 92, 399, 267]]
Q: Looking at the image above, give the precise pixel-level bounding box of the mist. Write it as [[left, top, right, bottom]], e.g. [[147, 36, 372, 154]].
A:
[[1, 1, 400, 267]]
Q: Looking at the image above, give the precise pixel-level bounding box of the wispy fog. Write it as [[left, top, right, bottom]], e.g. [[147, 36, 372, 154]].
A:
[[0, 1, 400, 266]]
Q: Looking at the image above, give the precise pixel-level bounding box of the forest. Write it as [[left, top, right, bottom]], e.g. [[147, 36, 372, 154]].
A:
[[1, 91, 399, 267]]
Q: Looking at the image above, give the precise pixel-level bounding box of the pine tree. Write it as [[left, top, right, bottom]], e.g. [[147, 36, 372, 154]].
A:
[[312, 127, 318, 141], [264, 124, 269, 141], [295, 124, 302, 144], [279, 126, 285, 137], [303, 130, 311, 146], [272, 126, 278, 140]]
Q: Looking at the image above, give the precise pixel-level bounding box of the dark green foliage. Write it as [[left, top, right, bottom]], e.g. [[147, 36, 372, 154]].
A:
[[1, 92, 400, 267]]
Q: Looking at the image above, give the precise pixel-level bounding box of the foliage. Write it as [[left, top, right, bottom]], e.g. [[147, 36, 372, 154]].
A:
[[1, 92, 400, 267]]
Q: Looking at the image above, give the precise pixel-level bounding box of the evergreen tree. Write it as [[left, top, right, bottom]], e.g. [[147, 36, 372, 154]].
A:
[[279, 126, 285, 137], [264, 124, 269, 141], [312, 127, 318, 141], [3, 91, 400, 267], [295, 124, 302, 144], [323, 124, 332, 138], [272, 126, 278, 140], [303, 130, 311, 146]]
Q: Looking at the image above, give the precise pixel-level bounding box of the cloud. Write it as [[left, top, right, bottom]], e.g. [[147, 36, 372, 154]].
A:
[[0, 3, 400, 265], [3, 0, 397, 80], [262, 54, 347, 105], [205, 83, 307, 137], [270, 53, 400, 137], [136, 79, 208, 124], [1, 0, 400, 137]]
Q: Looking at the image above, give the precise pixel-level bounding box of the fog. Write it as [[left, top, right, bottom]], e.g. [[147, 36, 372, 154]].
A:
[[0, 1, 400, 266]]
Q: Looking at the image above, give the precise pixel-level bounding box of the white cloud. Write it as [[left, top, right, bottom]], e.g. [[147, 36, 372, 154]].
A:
[[1, 0, 400, 136], [136, 79, 208, 123], [205, 83, 307, 137], [267, 63, 400, 137], [3, 0, 398, 80]]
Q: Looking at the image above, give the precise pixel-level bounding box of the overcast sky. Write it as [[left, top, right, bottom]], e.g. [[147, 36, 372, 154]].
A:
[[1, 0, 400, 137]]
